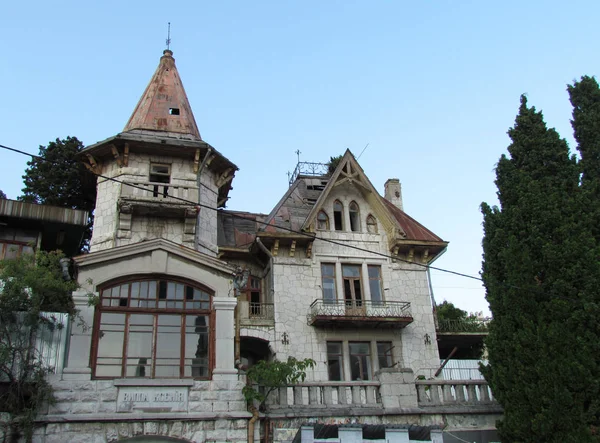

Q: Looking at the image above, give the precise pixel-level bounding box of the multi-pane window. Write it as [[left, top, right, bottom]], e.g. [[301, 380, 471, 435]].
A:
[[94, 278, 212, 379], [366, 215, 378, 234], [333, 201, 344, 231], [342, 265, 362, 307], [368, 266, 383, 304], [349, 342, 372, 380], [327, 342, 344, 381], [317, 211, 329, 230], [349, 202, 360, 232], [0, 228, 37, 260], [377, 342, 394, 369], [321, 264, 337, 303]]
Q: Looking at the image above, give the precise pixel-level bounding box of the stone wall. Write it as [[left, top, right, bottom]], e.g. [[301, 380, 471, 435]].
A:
[[90, 152, 219, 254], [267, 184, 440, 380]]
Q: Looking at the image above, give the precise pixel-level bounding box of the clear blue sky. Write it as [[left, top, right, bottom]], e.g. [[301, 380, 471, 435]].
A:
[[2, 1, 599, 315]]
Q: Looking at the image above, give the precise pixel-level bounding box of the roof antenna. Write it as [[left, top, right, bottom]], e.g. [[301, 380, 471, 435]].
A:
[[166, 22, 171, 50], [295, 149, 301, 163], [357, 143, 370, 160]]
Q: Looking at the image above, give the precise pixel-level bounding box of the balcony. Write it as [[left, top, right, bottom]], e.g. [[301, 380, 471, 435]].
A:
[[264, 381, 382, 413], [239, 301, 275, 327], [416, 380, 499, 409], [308, 300, 413, 329], [119, 181, 199, 217]]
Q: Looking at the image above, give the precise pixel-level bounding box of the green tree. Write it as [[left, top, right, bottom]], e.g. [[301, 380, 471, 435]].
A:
[[0, 251, 80, 443], [0, 190, 6, 199], [19, 137, 96, 252], [481, 95, 600, 442], [243, 357, 315, 443]]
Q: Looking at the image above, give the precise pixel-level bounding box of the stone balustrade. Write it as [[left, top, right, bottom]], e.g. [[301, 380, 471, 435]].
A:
[[416, 380, 496, 407], [265, 381, 382, 410], [120, 181, 199, 204]]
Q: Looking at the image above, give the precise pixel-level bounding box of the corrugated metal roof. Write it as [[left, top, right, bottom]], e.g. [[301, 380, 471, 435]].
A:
[[0, 199, 88, 226]]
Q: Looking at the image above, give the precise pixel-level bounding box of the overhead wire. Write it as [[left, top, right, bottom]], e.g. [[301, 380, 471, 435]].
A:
[[0, 143, 483, 283]]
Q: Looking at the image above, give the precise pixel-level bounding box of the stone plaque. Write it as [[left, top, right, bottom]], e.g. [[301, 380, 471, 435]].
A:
[[117, 386, 188, 412]]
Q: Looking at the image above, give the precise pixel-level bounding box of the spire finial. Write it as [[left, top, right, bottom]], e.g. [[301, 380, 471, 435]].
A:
[[166, 22, 171, 50]]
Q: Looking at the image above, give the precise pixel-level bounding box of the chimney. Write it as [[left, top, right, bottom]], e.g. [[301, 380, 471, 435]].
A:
[[384, 179, 403, 211]]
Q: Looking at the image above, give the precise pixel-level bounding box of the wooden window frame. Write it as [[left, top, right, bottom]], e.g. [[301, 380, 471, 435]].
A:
[[368, 265, 384, 304], [326, 341, 344, 381], [149, 163, 171, 184], [333, 200, 344, 231], [349, 201, 361, 232], [91, 276, 214, 380], [376, 341, 394, 370], [341, 264, 363, 307], [245, 276, 263, 317], [321, 263, 337, 303], [317, 210, 330, 231], [348, 341, 372, 381]]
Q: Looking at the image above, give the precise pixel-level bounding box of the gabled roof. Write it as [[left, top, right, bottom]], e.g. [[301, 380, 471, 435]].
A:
[[257, 150, 446, 250], [123, 50, 201, 140]]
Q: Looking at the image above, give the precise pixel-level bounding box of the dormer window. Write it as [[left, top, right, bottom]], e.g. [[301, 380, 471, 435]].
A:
[[366, 214, 378, 234], [333, 201, 344, 231], [150, 163, 171, 184], [317, 211, 329, 230], [349, 201, 360, 232]]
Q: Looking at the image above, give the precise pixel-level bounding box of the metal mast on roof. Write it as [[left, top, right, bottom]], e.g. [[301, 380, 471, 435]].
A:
[[166, 22, 171, 50]]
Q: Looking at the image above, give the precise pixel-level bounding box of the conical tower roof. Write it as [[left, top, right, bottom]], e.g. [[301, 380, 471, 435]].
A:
[[123, 49, 201, 140]]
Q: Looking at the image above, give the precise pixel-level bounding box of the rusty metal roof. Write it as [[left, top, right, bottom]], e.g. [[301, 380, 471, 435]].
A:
[[123, 50, 201, 140], [217, 210, 268, 249], [382, 199, 443, 242]]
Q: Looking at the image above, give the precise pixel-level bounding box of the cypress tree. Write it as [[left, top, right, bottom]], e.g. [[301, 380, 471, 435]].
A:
[[481, 96, 600, 442]]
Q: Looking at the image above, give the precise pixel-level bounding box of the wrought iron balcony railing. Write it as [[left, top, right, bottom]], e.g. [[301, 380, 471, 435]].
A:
[[308, 299, 413, 329]]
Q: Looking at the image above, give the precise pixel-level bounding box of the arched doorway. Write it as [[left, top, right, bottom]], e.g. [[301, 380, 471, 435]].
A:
[[240, 336, 272, 369]]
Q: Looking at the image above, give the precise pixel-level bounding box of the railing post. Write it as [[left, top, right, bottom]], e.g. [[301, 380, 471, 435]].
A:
[[309, 386, 319, 405], [279, 386, 288, 406], [466, 384, 478, 403], [294, 386, 304, 405], [323, 386, 333, 405], [455, 383, 466, 403], [478, 383, 491, 403]]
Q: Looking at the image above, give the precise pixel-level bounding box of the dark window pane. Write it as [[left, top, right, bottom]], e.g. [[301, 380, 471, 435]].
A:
[[327, 342, 343, 381], [343, 280, 352, 302], [353, 280, 362, 302], [377, 342, 393, 369]]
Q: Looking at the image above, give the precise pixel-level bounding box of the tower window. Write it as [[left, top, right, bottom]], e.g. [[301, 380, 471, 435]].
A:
[[169, 108, 180, 115], [149, 163, 171, 184], [349, 201, 360, 232], [333, 201, 344, 231]]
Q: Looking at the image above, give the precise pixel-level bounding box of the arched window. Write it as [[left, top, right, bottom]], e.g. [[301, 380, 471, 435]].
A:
[[349, 201, 361, 232], [93, 277, 213, 380], [317, 211, 329, 230], [333, 200, 344, 231], [366, 214, 378, 234]]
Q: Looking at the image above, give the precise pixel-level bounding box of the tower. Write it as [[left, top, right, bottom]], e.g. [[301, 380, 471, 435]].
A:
[[80, 50, 237, 255]]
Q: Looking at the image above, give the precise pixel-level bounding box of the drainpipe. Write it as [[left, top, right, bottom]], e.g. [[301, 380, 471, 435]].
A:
[[256, 238, 274, 309], [194, 147, 213, 249]]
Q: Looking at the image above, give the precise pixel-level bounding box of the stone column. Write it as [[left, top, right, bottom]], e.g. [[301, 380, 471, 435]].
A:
[[62, 290, 95, 380], [376, 368, 418, 410], [212, 296, 238, 380]]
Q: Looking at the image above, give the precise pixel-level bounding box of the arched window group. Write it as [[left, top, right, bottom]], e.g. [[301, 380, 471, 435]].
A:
[[316, 202, 378, 234], [93, 277, 212, 380]]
